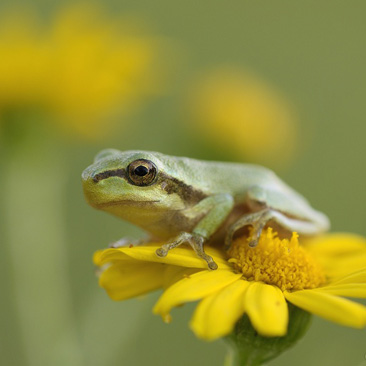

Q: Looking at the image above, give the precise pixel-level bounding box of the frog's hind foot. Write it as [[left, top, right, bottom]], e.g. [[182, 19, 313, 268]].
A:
[[155, 232, 218, 270], [247, 219, 267, 248], [225, 207, 325, 251], [225, 209, 272, 250]]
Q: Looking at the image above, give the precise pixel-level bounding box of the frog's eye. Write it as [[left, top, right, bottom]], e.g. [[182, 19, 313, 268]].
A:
[[127, 159, 158, 186]]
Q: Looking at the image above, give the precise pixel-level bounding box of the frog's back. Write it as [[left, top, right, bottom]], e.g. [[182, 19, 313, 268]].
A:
[[160, 153, 326, 225], [160, 154, 282, 197]]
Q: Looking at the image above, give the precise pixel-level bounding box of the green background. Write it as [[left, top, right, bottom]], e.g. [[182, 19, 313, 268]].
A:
[[0, 1, 365, 365]]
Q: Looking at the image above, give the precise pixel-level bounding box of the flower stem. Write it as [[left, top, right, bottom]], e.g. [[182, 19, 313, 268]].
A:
[[2, 114, 84, 366], [225, 303, 312, 366], [225, 348, 263, 366]]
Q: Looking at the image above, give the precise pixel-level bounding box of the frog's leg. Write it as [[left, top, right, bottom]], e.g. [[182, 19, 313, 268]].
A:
[[156, 193, 234, 270], [225, 208, 324, 249], [225, 203, 326, 249], [225, 185, 328, 249]]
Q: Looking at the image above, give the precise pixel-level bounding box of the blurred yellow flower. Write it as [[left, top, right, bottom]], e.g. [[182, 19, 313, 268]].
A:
[[189, 68, 298, 167], [0, 5, 164, 139], [94, 229, 366, 341]]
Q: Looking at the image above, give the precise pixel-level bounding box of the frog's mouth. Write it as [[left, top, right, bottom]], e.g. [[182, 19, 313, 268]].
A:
[[98, 200, 160, 207], [95, 199, 161, 208]]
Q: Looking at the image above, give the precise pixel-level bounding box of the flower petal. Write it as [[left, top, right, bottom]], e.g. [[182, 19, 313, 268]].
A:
[[153, 270, 242, 322], [94, 248, 133, 266], [94, 250, 104, 265], [305, 233, 366, 256], [99, 262, 165, 300], [331, 268, 366, 285], [318, 254, 366, 279], [305, 234, 366, 278], [317, 268, 366, 297], [96, 244, 230, 269], [317, 284, 366, 298], [190, 280, 249, 340], [284, 290, 366, 328], [243, 282, 288, 336], [163, 265, 202, 289]]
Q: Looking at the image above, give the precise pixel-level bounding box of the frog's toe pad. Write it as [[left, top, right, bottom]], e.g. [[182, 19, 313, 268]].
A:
[[156, 248, 168, 257], [207, 258, 218, 270], [248, 239, 259, 248]]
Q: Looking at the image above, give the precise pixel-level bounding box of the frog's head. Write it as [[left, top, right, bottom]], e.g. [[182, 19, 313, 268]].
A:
[[82, 149, 205, 235]]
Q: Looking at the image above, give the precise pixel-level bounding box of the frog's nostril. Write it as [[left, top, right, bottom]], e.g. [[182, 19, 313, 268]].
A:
[[92, 173, 102, 183]]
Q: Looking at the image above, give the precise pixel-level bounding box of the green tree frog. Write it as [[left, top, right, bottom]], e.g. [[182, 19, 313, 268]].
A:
[[82, 149, 330, 270]]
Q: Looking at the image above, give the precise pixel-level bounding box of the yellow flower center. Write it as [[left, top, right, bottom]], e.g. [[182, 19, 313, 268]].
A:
[[228, 228, 326, 291]]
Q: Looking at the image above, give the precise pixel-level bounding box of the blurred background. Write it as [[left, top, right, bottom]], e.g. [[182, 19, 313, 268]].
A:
[[0, 1, 365, 366]]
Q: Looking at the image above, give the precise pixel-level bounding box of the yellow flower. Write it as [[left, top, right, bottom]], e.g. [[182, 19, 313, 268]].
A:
[[0, 5, 164, 139], [94, 229, 366, 341], [188, 68, 298, 167]]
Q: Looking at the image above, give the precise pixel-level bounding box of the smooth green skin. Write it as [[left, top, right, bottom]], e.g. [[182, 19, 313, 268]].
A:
[[82, 149, 330, 268]]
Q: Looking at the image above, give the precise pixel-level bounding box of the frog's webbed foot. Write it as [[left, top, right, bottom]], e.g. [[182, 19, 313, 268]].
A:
[[109, 237, 145, 248], [247, 215, 268, 248], [155, 232, 218, 270], [225, 209, 271, 250], [225, 207, 324, 250]]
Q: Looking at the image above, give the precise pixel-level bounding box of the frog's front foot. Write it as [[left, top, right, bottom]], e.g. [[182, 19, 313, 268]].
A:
[[155, 232, 218, 270]]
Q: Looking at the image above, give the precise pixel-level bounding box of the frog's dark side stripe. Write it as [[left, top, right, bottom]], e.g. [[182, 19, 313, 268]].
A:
[[92, 169, 125, 182], [159, 173, 207, 205], [93, 168, 207, 205]]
